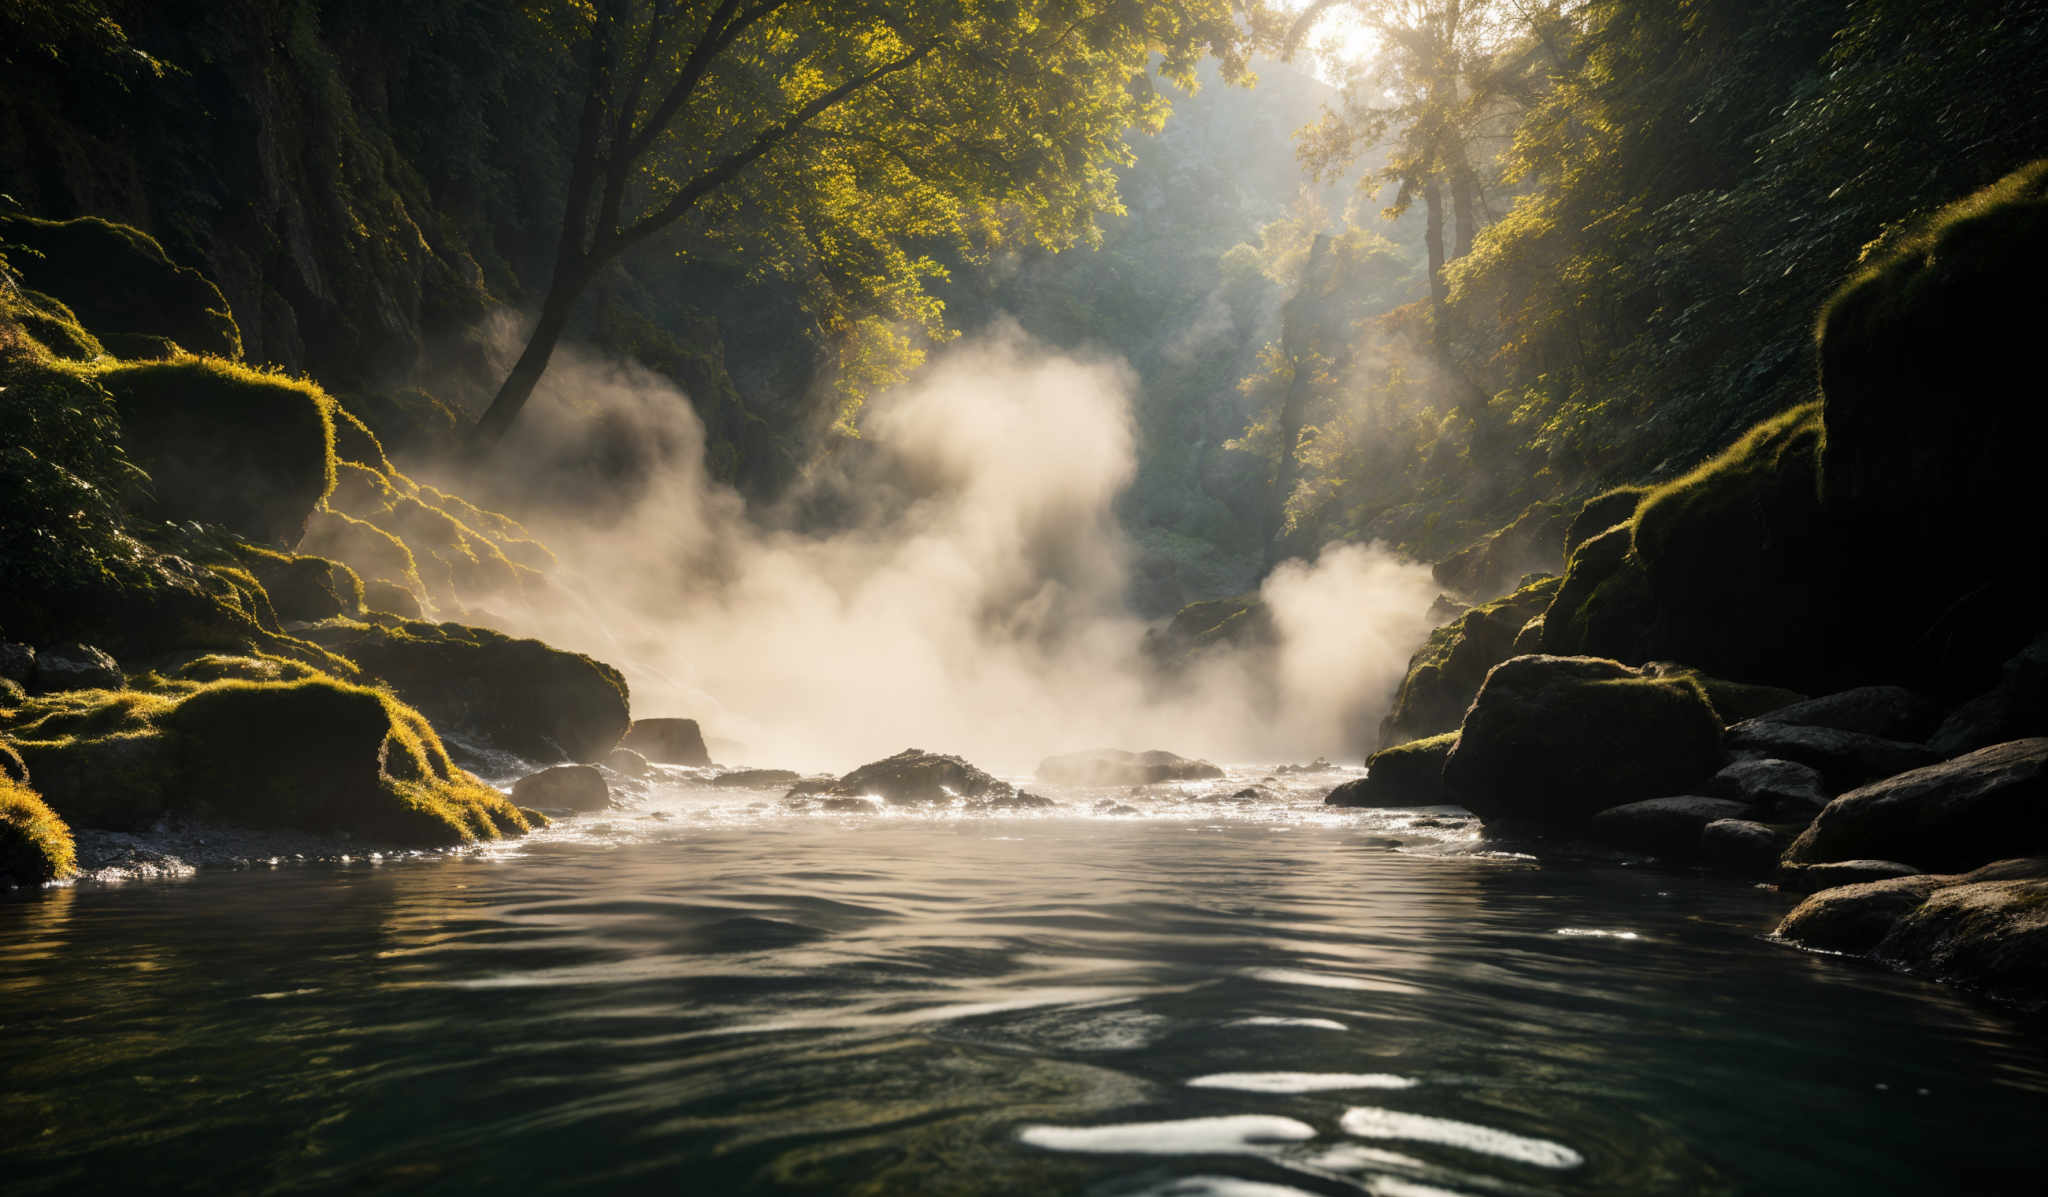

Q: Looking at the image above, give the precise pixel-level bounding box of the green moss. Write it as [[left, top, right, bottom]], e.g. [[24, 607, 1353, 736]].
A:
[[330, 407, 394, 473], [1382, 575, 1560, 745], [235, 545, 364, 623], [3, 286, 103, 361], [1, 673, 531, 845], [0, 775, 76, 885], [0, 214, 241, 359], [1562, 486, 1648, 559], [95, 355, 337, 545], [300, 509, 429, 611]]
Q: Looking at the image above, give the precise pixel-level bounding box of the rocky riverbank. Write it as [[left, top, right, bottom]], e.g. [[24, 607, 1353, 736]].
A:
[[1322, 161, 2048, 1010]]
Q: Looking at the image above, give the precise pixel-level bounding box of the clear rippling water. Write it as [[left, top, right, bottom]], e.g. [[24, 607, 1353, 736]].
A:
[[3, 765, 2046, 1196]]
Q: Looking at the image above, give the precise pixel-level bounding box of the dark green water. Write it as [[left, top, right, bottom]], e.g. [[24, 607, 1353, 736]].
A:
[[3, 772, 2045, 1195]]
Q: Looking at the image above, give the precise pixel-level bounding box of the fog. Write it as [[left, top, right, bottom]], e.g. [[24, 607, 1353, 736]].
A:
[[452, 321, 1438, 775]]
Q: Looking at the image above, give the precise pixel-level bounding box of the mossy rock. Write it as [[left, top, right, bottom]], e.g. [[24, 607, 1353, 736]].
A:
[[1540, 404, 1832, 690], [1443, 655, 1726, 829], [1326, 732, 1457, 807], [1818, 158, 2048, 690], [2, 285, 103, 361], [0, 215, 241, 359], [1562, 487, 1648, 559], [301, 509, 429, 611], [97, 356, 336, 546], [0, 774, 76, 885], [238, 547, 363, 623], [303, 619, 629, 763], [1381, 575, 1560, 746], [1431, 501, 1571, 599], [1143, 593, 1274, 669], [3, 675, 531, 845]]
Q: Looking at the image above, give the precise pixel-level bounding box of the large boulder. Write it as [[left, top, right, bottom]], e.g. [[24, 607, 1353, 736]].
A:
[[1784, 738, 2048, 873], [1744, 685, 1943, 742], [1325, 733, 1455, 808], [1036, 748, 1224, 786], [1929, 637, 2048, 758], [796, 748, 1044, 809], [512, 764, 610, 813], [1380, 575, 1559, 745], [1442, 656, 1725, 828], [97, 357, 335, 547], [1723, 721, 1936, 791], [1589, 796, 1752, 857], [1776, 858, 2048, 1006], [1562, 487, 1647, 559], [622, 718, 710, 766], [6, 676, 535, 844], [304, 619, 629, 763], [1431, 502, 1570, 599]]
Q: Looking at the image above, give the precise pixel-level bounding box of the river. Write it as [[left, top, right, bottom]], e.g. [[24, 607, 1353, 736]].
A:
[[3, 766, 2044, 1195]]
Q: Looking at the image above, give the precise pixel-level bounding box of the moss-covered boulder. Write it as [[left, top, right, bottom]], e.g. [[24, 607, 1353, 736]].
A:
[[1443, 655, 1725, 828], [1142, 593, 1275, 668], [238, 547, 362, 623], [304, 618, 628, 763], [0, 773, 76, 886], [2, 675, 531, 845], [1562, 487, 1647, 559], [0, 214, 241, 359], [1325, 732, 1456, 807], [97, 356, 335, 546], [1776, 858, 2048, 1008], [1540, 403, 1830, 688], [1381, 575, 1560, 745], [1432, 501, 1571, 600]]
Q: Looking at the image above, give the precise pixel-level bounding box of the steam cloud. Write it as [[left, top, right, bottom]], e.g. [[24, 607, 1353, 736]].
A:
[[449, 320, 1438, 774]]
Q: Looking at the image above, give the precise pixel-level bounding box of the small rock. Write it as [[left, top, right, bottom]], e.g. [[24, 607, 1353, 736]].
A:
[[511, 764, 610, 813], [621, 717, 711, 765], [1706, 757, 1829, 816], [1775, 874, 1952, 954], [1724, 721, 1936, 791], [1776, 859, 1925, 893], [29, 642, 123, 693], [1699, 819, 1788, 877], [1588, 796, 1752, 857], [603, 747, 651, 777], [1327, 733, 1455, 808], [0, 642, 34, 685]]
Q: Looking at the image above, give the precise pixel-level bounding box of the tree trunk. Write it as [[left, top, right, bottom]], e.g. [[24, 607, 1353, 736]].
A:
[[468, 264, 590, 451], [1423, 178, 1449, 353], [1264, 233, 1331, 574], [1448, 145, 1480, 260]]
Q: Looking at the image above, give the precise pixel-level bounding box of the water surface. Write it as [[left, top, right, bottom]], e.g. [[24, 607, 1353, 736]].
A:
[[3, 768, 2044, 1195]]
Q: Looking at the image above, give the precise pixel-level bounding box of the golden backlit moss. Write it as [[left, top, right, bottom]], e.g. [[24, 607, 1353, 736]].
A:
[[0, 774, 76, 886]]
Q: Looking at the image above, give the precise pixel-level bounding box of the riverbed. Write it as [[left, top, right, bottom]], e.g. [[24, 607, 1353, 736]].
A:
[[3, 767, 2044, 1195]]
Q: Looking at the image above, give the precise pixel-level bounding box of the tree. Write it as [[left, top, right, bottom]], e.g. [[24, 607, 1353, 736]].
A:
[[468, 0, 1257, 450]]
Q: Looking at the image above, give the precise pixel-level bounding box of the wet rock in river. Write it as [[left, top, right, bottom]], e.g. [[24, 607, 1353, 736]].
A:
[[1706, 757, 1828, 817], [1723, 721, 1935, 792], [711, 768, 804, 789], [603, 747, 651, 778], [796, 748, 1046, 810], [1588, 796, 1752, 858], [1035, 748, 1224, 786], [621, 717, 710, 766], [1784, 738, 2048, 873], [1776, 859, 1924, 894], [1698, 819, 1788, 877], [511, 764, 611, 813]]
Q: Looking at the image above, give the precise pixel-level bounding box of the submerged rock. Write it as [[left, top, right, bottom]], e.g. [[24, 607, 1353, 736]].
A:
[[797, 748, 1046, 810], [512, 764, 610, 813], [622, 718, 710, 766], [27, 642, 122, 693], [1699, 819, 1788, 878], [1443, 656, 1724, 828], [1326, 733, 1455, 808], [1784, 738, 2048, 873], [710, 768, 803, 788], [1035, 748, 1223, 786]]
